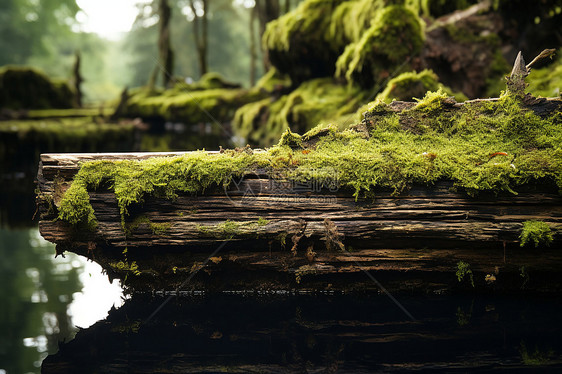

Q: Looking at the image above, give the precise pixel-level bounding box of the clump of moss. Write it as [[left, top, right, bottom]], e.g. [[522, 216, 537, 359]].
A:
[[58, 152, 263, 228], [278, 129, 303, 149], [253, 68, 292, 94], [108, 260, 141, 276], [456, 261, 474, 287], [375, 70, 467, 103], [0, 66, 75, 110], [233, 78, 367, 145], [196, 218, 270, 239], [329, 0, 385, 46], [520, 342, 554, 366], [336, 5, 425, 88], [520, 220, 554, 248], [125, 215, 171, 237], [412, 88, 451, 112]]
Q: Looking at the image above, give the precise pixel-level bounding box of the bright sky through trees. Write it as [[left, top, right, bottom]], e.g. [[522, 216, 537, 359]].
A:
[[76, 0, 147, 40]]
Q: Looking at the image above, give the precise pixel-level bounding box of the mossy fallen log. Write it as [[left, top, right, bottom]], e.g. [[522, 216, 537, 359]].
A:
[[36, 86, 562, 293]]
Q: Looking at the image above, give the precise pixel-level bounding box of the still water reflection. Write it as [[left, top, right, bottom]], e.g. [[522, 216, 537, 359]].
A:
[[0, 228, 123, 374]]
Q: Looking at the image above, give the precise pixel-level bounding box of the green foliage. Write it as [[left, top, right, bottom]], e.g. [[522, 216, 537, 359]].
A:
[[456, 261, 474, 287], [0, 0, 80, 66], [124, 1, 258, 88], [336, 5, 425, 87], [412, 88, 449, 112], [0, 66, 75, 109], [520, 221, 554, 248], [57, 180, 97, 230]]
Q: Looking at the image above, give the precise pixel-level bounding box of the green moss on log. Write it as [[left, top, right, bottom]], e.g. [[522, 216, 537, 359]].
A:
[[0, 66, 75, 110], [520, 220, 554, 248], [57, 91, 562, 227]]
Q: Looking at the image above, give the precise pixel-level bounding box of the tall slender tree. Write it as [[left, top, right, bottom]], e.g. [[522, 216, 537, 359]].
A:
[[72, 51, 83, 107], [249, 5, 257, 86], [254, 0, 280, 70], [188, 0, 210, 77], [149, 0, 174, 88]]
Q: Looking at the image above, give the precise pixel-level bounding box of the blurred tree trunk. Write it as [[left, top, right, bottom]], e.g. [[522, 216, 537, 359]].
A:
[[149, 0, 174, 88], [284, 0, 291, 14], [249, 5, 257, 86], [189, 0, 209, 77], [72, 51, 83, 108], [254, 0, 280, 71]]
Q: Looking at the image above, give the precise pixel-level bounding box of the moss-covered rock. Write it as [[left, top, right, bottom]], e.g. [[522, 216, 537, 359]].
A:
[[0, 66, 75, 110], [263, 0, 347, 85], [336, 5, 425, 88]]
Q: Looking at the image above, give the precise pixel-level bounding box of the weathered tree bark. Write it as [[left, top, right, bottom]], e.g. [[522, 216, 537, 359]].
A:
[[249, 5, 257, 86]]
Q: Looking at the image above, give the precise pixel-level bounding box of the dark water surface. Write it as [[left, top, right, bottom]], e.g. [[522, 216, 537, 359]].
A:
[[42, 293, 562, 373]]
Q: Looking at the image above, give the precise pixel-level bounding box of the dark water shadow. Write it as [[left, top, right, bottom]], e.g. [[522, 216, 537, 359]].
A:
[[42, 294, 562, 373]]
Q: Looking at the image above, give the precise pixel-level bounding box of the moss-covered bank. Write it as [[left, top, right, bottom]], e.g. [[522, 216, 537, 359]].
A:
[[120, 73, 264, 124], [0, 66, 75, 110], [57, 90, 562, 229]]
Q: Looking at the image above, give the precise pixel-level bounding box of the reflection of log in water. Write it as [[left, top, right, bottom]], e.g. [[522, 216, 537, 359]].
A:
[[42, 295, 562, 373]]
